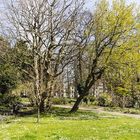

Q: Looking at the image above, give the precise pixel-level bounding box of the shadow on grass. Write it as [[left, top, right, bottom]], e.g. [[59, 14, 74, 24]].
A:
[[2, 107, 117, 125], [42, 107, 100, 120], [15, 107, 99, 120], [18, 107, 100, 121]]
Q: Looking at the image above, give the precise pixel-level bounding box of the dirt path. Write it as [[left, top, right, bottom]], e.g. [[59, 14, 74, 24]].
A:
[[0, 115, 7, 121], [53, 105, 140, 119]]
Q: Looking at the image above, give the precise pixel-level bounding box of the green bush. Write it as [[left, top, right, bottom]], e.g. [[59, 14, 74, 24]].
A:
[[0, 93, 21, 107], [68, 98, 76, 104], [0, 64, 19, 94], [52, 98, 68, 105], [97, 93, 112, 107], [88, 96, 95, 103]]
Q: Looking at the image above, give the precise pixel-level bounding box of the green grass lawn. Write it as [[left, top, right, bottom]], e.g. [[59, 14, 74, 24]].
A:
[[0, 108, 140, 140]]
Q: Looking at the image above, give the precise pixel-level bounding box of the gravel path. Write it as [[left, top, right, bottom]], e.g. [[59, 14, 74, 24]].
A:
[[0, 115, 5, 121], [53, 105, 140, 119]]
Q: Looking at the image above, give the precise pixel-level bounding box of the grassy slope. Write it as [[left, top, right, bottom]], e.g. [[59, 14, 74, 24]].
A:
[[0, 108, 140, 140]]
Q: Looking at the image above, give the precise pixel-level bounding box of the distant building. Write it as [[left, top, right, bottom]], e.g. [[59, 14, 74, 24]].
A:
[[54, 79, 107, 98], [93, 79, 107, 97]]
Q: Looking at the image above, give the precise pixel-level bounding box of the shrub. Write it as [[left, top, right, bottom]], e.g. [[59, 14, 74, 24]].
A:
[[0, 93, 21, 107], [67, 98, 76, 104], [52, 98, 68, 105], [97, 93, 112, 107], [88, 96, 95, 103]]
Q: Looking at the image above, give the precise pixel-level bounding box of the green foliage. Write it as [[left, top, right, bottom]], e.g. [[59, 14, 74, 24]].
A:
[[0, 37, 20, 94], [104, 25, 140, 107], [97, 93, 112, 107], [0, 93, 21, 109], [12, 40, 33, 82], [0, 37, 23, 111], [115, 87, 130, 96], [5, 94, 20, 105], [52, 98, 68, 105], [88, 96, 96, 103], [0, 65, 18, 94]]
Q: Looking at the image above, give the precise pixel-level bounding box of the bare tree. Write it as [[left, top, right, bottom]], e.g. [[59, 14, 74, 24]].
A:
[[3, 0, 85, 122]]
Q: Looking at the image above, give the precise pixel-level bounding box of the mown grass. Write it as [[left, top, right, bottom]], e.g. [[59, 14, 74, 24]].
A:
[[0, 108, 140, 140]]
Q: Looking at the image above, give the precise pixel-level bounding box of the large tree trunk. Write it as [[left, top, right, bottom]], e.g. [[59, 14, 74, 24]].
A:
[[70, 95, 85, 113], [39, 100, 45, 112], [39, 97, 52, 112], [39, 92, 48, 113], [46, 96, 53, 111], [70, 68, 104, 113]]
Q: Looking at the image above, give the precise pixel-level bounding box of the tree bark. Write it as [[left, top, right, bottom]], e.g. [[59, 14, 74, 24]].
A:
[[37, 106, 40, 123], [34, 55, 41, 122], [70, 71, 103, 113], [122, 95, 126, 108], [39, 100, 45, 112], [69, 95, 85, 113]]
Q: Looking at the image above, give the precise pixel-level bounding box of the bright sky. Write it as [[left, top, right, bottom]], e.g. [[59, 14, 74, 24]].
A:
[[85, 0, 140, 10], [0, 0, 140, 18], [0, 0, 139, 36], [127, 0, 140, 4], [0, 0, 140, 9]]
